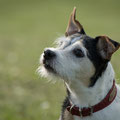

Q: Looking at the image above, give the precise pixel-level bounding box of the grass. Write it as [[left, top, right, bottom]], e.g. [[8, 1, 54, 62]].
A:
[[0, 0, 120, 120]]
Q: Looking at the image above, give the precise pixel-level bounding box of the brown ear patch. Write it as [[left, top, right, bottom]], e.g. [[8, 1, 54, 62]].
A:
[[97, 36, 120, 60], [65, 7, 85, 37]]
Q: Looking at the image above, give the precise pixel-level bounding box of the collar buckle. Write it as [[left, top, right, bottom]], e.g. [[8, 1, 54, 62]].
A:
[[89, 106, 94, 116], [70, 104, 74, 113], [79, 108, 83, 117]]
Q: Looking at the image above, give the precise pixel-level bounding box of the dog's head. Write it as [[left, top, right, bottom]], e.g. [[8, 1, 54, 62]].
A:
[[39, 7, 120, 87]]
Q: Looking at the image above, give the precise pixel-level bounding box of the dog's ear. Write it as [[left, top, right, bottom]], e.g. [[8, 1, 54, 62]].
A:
[[65, 7, 86, 37], [96, 36, 120, 60]]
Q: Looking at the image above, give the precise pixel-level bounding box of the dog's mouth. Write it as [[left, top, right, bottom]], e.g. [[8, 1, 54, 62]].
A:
[[44, 63, 54, 71], [43, 59, 56, 73]]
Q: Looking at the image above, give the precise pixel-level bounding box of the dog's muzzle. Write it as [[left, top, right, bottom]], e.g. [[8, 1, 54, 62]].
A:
[[43, 49, 56, 72]]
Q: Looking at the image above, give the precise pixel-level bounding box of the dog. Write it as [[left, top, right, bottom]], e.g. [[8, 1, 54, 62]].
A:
[[38, 7, 120, 120]]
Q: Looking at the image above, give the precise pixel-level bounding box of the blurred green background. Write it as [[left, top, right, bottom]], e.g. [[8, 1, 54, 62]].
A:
[[0, 0, 120, 120]]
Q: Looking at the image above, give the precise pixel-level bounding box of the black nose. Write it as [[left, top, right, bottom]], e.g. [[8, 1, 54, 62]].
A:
[[44, 49, 56, 60]]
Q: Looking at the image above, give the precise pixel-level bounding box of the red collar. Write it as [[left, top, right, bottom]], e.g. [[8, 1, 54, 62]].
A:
[[67, 80, 117, 117]]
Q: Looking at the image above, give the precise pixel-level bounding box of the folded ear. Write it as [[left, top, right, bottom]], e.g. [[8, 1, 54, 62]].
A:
[[65, 7, 86, 37], [96, 36, 120, 60]]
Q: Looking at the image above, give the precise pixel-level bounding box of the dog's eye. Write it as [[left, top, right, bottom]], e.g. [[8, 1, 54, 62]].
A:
[[73, 49, 84, 58]]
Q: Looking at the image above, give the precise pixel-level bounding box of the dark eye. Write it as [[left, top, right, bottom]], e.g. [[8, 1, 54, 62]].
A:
[[73, 48, 84, 58]]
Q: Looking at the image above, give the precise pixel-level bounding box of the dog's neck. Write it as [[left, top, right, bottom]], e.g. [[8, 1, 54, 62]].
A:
[[65, 62, 115, 108]]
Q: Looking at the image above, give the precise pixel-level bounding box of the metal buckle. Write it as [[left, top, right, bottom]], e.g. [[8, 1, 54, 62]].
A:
[[69, 105, 94, 117], [79, 108, 83, 117], [89, 106, 94, 116], [70, 104, 74, 113]]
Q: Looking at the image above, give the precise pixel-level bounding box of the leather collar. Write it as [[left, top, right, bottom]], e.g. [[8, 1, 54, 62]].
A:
[[67, 80, 117, 117]]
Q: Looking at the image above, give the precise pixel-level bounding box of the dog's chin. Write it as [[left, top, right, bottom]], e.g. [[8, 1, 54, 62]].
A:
[[44, 64, 56, 73], [38, 65, 61, 83], [38, 62, 57, 77]]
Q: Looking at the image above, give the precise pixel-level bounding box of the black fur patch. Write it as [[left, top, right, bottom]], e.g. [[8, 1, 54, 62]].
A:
[[78, 28, 86, 35], [61, 89, 70, 120], [82, 36, 108, 87]]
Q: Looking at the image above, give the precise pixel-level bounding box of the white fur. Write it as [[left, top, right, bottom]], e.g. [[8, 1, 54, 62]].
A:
[[38, 36, 120, 120], [66, 63, 114, 107], [39, 36, 95, 83], [68, 63, 120, 120]]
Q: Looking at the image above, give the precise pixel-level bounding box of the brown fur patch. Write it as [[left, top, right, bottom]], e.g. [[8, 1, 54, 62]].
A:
[[97, 35, 120, 60], [59, 109, 74, 120], [65, 7, 83, 37]]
